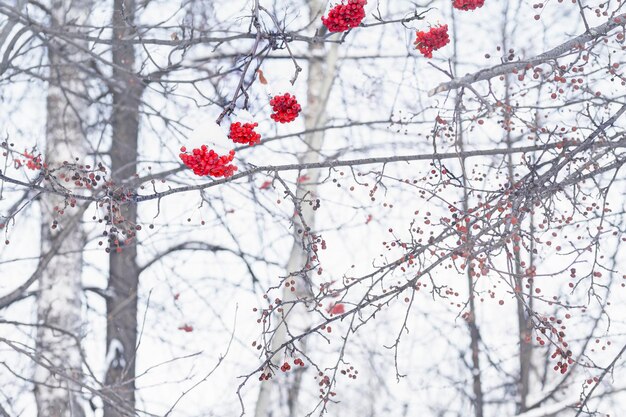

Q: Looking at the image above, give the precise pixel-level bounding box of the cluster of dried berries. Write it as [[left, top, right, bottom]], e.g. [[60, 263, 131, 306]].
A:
[[321, 0, 367, 33], [551, 348, 573, 374], [414, 25, 450, 58], [179, 146, 237, 178], [452, 0, 485, 11], [280, 358, 305, 372]]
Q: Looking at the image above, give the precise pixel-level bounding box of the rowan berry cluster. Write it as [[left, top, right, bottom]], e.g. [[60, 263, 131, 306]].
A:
[[24, 151, 42, 170], [180, 0, 483, 177], [452, 0, 485, 11], [414, 25, 450, 58], [270, 93, 301, 123], [228, 122, 261, 146], [321, 0, 367, 33], [15, 150, 43, 170], [179, 146, 237, 178]]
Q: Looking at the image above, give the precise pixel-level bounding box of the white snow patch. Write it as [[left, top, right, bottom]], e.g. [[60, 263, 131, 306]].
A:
[[187, 117, 229, 148], [104, 338, 126, 374]]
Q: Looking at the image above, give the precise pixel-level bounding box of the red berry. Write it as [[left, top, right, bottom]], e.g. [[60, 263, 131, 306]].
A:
[[452, 0, 485, 11], [330, 303, 345, 315], [321, 0, 367, 33], [269, 93, 301, 123], [414, 25, 450, 59], [179, 146, 237, 178], [228, 122, 261, 146], [177, 324, 193, 332]]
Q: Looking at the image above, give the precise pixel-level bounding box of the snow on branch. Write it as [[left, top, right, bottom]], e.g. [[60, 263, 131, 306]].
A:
[[429, 13, 626, 96]]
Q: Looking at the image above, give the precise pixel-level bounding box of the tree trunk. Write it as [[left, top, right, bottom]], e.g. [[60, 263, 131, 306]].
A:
[[451, 8, 485, 417], [458, 106, 485, 417], [505, 83, 533, 415], [500, 2, 533, 410], [103, 0, 141, 416], [254, 2, 339, 416], [35, 1, 92, 416]]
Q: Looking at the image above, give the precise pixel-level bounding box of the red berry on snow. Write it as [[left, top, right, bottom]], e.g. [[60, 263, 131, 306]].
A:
[[179, 146, 238, 178], [321, 0, 367, 33], [228, 122, 261, 146]]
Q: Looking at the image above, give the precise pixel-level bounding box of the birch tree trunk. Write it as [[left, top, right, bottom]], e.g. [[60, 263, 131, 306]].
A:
[[35, 1, 92, 416], [254, 1, 339, 415], [103, 0, 142, 415]]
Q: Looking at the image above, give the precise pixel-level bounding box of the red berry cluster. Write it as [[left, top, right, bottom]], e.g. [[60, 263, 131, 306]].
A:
[[24, 151, 42, 170], [179, 146, 237, 178], [551, 348, 573, 374], [270, 93, 301, 123], [228, 122, 261, 146], [280, 358, 305, 372], [15, 150, 42, 170], [414, 25, 450, 58], [321, 0, 367, 33], [452, 0, 485, 11]]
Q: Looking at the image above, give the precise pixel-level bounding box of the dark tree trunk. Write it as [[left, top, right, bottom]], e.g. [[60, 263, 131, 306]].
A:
[[104, 0, 141, 416]]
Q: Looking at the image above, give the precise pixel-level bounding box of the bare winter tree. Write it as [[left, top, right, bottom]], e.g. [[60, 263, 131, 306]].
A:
[[1, 1, 626, 417]]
